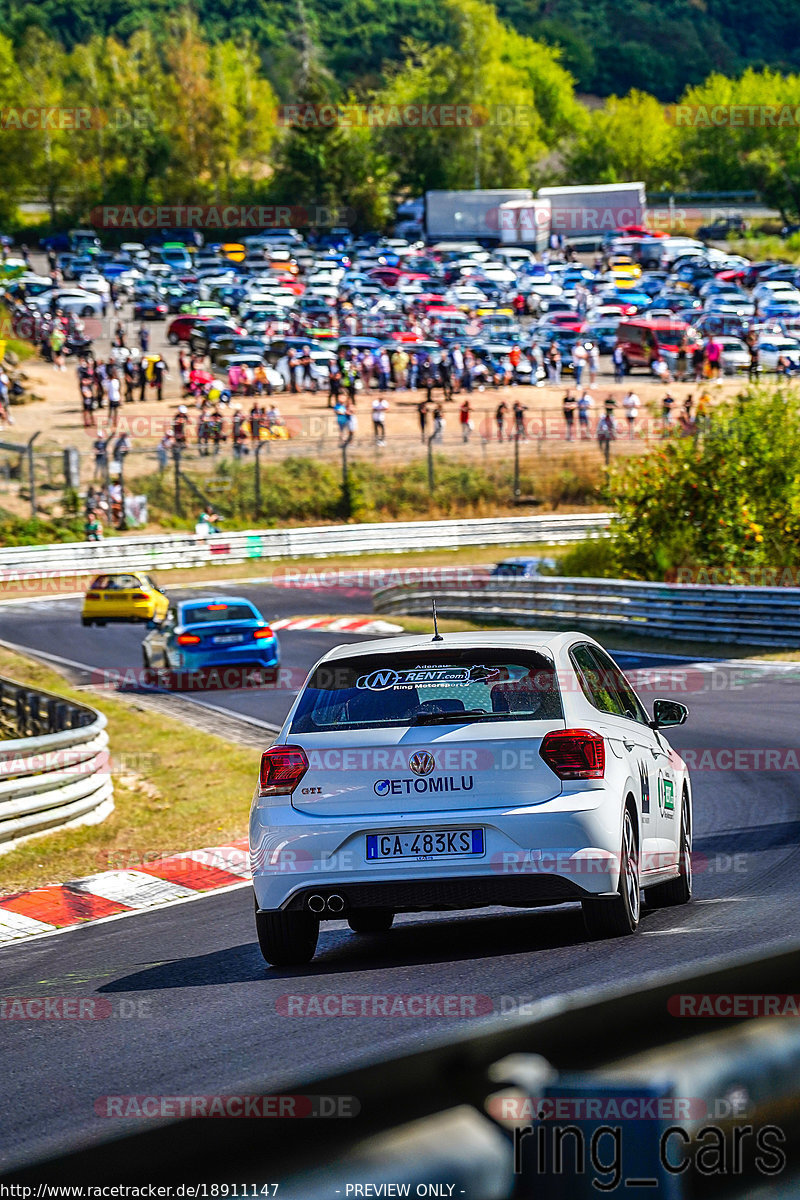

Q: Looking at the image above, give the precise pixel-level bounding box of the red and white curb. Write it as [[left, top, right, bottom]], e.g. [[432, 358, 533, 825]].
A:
[[0, 839, 251, 946], [271, 616, 403, 634]]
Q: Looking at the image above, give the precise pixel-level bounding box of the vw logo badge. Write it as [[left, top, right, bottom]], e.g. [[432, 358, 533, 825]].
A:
[[409, 751, 435, 777]]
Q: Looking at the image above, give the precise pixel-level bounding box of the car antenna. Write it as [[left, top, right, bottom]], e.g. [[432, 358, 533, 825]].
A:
[[432, 599, 443, 641]]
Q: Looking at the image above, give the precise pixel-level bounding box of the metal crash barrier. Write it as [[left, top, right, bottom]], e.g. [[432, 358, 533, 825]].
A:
[[0, 676, 113, 852], [374, 576, 800, 648], [0, 513, 612, 588], [2, 940, 799, 1195]]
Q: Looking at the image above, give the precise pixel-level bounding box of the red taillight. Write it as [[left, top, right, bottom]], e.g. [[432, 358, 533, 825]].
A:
[[86, 592, 100, 600], [253, 626, 274, 640], [176, 633, 201, 645], [540, 729, 605, 780], [259, 745, 308, 796], [131, 592, 148, 600]]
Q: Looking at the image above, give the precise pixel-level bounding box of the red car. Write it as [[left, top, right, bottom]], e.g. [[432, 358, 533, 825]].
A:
[[546, 311, 584, 331], [167, 313, 212, 344]]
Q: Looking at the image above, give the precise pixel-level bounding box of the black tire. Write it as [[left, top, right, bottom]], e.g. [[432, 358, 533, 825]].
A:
[[348, 909, 394, 934], [256, 905, 319, 966], [647, 793, 692, 908], [81, 617, 92, 626], [582, 807, 641, 938], [168, 331, 179, 345], [81, 306, 94, 318], [95, 619, 107, 627]]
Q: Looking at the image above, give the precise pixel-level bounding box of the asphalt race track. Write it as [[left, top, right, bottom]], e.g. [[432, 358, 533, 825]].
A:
[[2, 580, 800, 1173]]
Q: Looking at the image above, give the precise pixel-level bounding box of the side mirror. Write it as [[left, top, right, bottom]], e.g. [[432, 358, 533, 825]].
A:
[[651, 698, 688, 729]]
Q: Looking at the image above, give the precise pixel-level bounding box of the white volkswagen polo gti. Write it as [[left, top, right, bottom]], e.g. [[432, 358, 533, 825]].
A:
[[249, 631, 692, 965]]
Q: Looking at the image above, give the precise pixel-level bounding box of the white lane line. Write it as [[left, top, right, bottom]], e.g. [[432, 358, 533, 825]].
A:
[[0, 636, 280, 735], [0, 880, 251, 951], [0, 909, 58, 943], [641, 927, 723, 935], [0, 594, 84, 607], [0, 637, 100, 674]]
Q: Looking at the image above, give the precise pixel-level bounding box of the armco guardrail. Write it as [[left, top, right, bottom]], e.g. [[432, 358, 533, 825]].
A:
[[0, 513, 612, 583], [0, 678, 113, 853], [373, 575, 800, 647], [8, 939, 800, 1195]]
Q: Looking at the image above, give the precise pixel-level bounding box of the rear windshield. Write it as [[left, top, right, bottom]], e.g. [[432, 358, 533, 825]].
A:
[[181, 603, 257, 624], [90, 574, 145, 590], [290, 649, 563, 732], [492, 563, 527, 576]]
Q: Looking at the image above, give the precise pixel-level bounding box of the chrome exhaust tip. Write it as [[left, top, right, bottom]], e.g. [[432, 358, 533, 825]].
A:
[[307, 894, 326, 913], [327, 894, 345, 913]]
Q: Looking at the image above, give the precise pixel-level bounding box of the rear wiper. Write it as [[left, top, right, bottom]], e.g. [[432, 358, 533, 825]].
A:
[[410, 708, 496, 725]]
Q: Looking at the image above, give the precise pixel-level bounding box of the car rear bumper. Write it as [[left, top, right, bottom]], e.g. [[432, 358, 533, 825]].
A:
[[177, 639, 279, 670], [250, 798, 621, 914]]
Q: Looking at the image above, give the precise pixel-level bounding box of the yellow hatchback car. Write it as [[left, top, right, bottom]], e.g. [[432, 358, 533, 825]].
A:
[[82, 572, 169, 627]]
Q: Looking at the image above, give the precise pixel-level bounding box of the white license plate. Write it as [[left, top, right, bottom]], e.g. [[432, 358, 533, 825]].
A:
[[366, 829, 484, 861], [213, 634, 243, 644]]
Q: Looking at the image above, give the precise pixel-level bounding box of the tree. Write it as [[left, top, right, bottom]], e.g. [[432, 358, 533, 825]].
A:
[[607, 388, 800, 580], [677, 69, 800, 219], [0, 34, 27, 224], [372, 0, 583, 193], [564, 90, 682, 192]]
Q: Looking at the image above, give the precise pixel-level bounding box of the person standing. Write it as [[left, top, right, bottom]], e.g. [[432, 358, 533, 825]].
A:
[[93, 433, 108, 482], [692, 343, 706, 382], [622, 390, 639, 439], [372, 394, 388, 446], [746, 332, 759, 381], [705, 336, 721, 379], [430, 404, 445, 442], [112, 430, 130, 467], [152, 355, 167, 402], [459, 397, 472, 442], [417, 397, 429, 443], [343, 355, 358, 407], [299, 344, 315, 392], [495, 399, 508, 442], [450, 344, 464, 394], [662, 391, 675, 429], [328, 357, 342, 408], [572, 341, 588, 387], [562, 390, 576, 442], [577, 389, 593, 439], [612, 344, 625, 384], [138, 324, 149, 354], [286, 346, 299, 393], [588, 341, 599, 385], [106, 368, 121, 430], [547, 341, 561, 385], [597, 412, 617, 462], [509, 343, 521, 385], [676, 335, 689, 381]]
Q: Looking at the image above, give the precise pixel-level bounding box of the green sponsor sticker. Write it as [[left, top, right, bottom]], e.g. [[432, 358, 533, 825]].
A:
[[663, 778, 674, 812]]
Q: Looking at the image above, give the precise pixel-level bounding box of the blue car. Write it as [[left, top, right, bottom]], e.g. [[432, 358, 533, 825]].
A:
[[142, 596, 280, 680], [491, 556, 556, 578]]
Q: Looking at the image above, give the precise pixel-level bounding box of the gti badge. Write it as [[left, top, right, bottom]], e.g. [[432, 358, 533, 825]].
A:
[[408, 751, 435, 777]]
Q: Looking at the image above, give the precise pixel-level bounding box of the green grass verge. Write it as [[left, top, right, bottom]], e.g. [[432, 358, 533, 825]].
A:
[[0, 646, 259, 896]]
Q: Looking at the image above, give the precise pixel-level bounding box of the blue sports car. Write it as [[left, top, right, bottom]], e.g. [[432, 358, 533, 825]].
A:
[[142, 596, 279, 681]]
